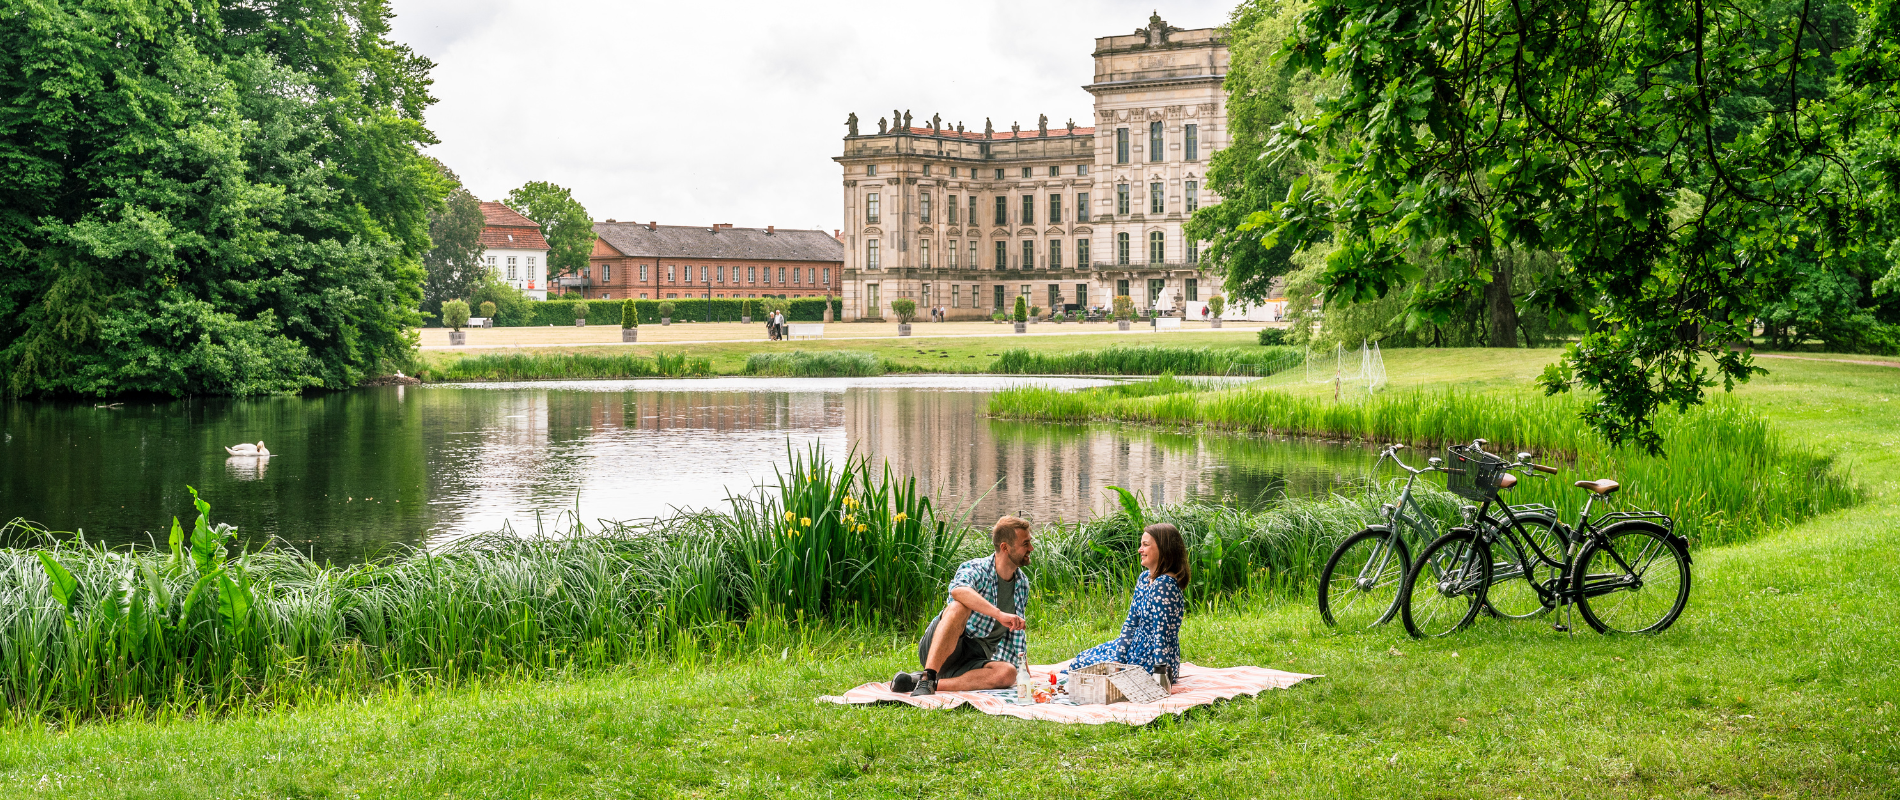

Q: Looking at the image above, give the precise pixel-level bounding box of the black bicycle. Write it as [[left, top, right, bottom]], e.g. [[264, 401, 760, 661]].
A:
[[1401, 445, 1693, 638]]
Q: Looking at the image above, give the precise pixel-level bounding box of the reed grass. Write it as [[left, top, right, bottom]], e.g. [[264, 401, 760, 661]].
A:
[[987, 345, 1303, 376], [416, 351, 711, 382], [0, 446, 1456, 721], [741, 351, 887, 377], [990, 384, 1862, 547]]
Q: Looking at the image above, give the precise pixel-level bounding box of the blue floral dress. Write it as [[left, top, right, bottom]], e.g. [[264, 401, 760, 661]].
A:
[[1069, 570, 1185, 681]]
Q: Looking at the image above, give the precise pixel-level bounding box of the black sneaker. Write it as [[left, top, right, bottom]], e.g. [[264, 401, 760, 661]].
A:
[[910, 674, 938, 696], [890, 671, 917, 693]]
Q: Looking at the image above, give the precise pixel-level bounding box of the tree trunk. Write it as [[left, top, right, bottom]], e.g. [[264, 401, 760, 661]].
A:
[[1485, 260, 1519, 348]]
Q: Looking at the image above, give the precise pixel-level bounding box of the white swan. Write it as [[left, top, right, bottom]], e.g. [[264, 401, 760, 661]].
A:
[[224, 441, 270, 457]]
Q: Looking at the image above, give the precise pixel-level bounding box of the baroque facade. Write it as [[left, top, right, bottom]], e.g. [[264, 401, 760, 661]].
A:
[[835, 14, 1228, 320]]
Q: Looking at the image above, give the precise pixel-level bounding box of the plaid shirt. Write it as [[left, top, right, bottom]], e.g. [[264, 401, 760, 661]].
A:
[[947, 556, 1029, 666]]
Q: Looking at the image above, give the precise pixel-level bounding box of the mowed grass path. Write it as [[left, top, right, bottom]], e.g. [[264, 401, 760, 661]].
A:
[[1, 352, 1894, 799]]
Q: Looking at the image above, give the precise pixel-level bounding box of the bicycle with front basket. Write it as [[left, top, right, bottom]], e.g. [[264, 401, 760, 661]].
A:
[[1401, 444, 1693, 638], [1316, 443, 1446, 630]]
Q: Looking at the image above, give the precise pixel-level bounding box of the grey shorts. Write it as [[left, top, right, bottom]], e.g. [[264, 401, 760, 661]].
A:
[[918, 614, 998, 679]]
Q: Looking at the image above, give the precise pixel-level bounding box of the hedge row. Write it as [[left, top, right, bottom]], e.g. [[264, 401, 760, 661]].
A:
[[511, 298, 842, 326]]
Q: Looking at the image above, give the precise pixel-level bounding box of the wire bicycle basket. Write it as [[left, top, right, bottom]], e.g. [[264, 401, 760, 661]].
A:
[[1444, 444, 1509, 502]]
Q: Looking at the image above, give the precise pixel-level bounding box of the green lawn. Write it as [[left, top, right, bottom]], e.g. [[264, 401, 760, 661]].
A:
[[417, 329, 1272, 377], [2, 350, 1895, 799]]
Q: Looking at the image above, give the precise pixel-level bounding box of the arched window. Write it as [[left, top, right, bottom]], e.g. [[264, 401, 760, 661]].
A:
[[1116, 232, 1130, 265], [1149, 231, 1165, 264]]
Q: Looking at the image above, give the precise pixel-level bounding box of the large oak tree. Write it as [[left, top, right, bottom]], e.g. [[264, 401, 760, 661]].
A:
[[0, 0, 443, 396], [1244, 0, 1900, 450]]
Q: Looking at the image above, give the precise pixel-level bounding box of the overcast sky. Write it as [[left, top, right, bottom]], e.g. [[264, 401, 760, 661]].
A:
[[389, 0, 1237, 234]]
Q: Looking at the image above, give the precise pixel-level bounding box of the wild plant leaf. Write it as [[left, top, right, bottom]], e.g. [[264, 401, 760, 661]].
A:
[[179, 568, 222, 629], [1105, 486, 1144, 527], [168, 516, 184, 565], [217, 570, 251, 635], [36, 552, 78, 610], [140, 562, 170, 609]]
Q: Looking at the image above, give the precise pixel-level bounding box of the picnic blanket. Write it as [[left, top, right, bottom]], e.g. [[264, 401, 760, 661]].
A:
[[818, 662, 1319, 726]]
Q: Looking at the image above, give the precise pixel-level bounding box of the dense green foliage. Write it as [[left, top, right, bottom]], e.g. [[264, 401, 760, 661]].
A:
[[620, 299, 637, 328], [890, 299, 917, 324], [742, 351, 886, 377], [988, 346, 1303, 376], [1249, 0, 1900, 449], [504, 182, 595, 278], [1013, 296, 1028, 323], [990, 383, 1859, 547], [420, 182, 487, 321], [0, 0, 441, 397]]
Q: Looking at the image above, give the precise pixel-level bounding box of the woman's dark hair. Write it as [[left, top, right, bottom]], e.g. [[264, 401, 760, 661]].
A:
[[1145, 523, 1190, 587]]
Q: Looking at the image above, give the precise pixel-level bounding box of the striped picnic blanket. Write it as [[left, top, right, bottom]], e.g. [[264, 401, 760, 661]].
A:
[[818, 662, 1319, 725]]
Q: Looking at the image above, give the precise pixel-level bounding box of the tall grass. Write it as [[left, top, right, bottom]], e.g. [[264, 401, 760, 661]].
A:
[[0, 446, 1458, 721], [988, 345, 1303, 376], [991, 385, 1862, 547], [742, 351, 886, 377], [419, 352, 710, 382]]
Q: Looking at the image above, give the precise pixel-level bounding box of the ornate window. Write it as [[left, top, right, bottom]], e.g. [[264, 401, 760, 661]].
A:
[[1117, 232, 1130, 265], [1150, 121, 1164, 162], [1021, 194, 1034, 226], [1186, 181, 1198, 212], [921, 194, 932, 224], [1048, 194, 1062, 223], [1117, 185, 1130, 215], [1078, 192, 1090, 222], [1021, 240, 1035, 270], [1116, 128, 1129, 164], [1050, 239, 1063, 269], [1151, 182, 1164, 214], [1185, 124, 1198, 161], [866, 193, 880, 224], [1150, 231, 1165, 263]]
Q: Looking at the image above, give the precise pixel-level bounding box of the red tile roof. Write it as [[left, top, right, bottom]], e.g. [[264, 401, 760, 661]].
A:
[[479, 201, 550, 250]]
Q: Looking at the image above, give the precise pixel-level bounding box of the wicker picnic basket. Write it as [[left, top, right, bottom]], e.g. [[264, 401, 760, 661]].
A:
[[1069, 662, 1168, 705]]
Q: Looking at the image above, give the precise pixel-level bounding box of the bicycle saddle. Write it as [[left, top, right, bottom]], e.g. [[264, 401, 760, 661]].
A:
[[1574, 479, 1620, 495], [1497, 473, 1518, 489]]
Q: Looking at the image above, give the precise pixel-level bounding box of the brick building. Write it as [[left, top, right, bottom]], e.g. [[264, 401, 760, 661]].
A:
[[479, 202, 551, 300], [581, 222, 844, 301]]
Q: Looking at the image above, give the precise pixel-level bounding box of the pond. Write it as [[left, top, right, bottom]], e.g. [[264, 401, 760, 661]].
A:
[[1, 377, 1381, 562]]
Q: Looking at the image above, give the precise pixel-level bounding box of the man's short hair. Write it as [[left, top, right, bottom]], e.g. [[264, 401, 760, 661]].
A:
[[992, 516, 1030, 549]]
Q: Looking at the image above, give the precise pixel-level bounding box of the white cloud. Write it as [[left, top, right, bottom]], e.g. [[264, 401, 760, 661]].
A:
[[390, 0, 1236, 233]]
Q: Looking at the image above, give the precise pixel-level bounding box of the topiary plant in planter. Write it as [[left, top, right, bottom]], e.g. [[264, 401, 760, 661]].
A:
[[659, 301, 675, 325], [1207, 294, 1225, 328], [621, 299, 638, 341], [442, 299, 470, 345], [573, 301, 589, 327], [479, 301, 496, 327], [891, 298, 917, 336]]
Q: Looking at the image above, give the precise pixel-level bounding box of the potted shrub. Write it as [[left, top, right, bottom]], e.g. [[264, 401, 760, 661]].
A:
[[573, 301, 588, 327], [1029, 305, 1042, 324], [991, 311, 1006, 323], [1012, 296, 1028, 334], [1113, 295, 1134, 331], [442, 299, 470, 345], [621, 299, 638, 342], [1207, 295, 1225, 328], [892, 298, 917, 336], [478, 301, 497, 328], [659, 301, 674, 325], [741, 299, 752, 324]]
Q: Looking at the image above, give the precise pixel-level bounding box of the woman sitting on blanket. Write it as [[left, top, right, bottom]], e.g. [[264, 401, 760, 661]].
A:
[[1066, 522, 1189, 683]]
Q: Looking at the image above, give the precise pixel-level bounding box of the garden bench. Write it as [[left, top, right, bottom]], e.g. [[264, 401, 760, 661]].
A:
[[1152, 317, 1183, 330], [787, 323, 824, 340]]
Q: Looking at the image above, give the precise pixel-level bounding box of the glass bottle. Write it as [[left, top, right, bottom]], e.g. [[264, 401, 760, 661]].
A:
[[1015, 657, 1033, 702]]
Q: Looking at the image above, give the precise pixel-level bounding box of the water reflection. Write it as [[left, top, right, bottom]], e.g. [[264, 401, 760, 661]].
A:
[[2, 377, 1378, 563]]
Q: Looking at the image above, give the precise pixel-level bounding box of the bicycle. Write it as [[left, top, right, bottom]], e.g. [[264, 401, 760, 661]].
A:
[[1317, 443, 1445, 630], [1401, 444, 1693, 638]]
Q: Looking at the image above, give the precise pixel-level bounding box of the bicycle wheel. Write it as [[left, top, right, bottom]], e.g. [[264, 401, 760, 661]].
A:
[[1319, 528, 1411, 630], [1574, 524, 1692, 634], [1401, 529, 1492, 639], [1484, 517, 1566, 619]]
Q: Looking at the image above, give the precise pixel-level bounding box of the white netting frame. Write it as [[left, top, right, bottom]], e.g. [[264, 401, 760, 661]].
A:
[[1305, 340, 1387, 396]]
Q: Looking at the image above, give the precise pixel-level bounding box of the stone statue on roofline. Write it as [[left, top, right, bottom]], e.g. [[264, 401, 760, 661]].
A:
[[903, 110, 912, 129], [893, 109, 901, 130], [1011, 121, 1021, 136], [846, 112, 859, 137], [1067, 118, 1076, 134], [878, 116, 888, 134], [1038, 114, 1048, 136], [957, 122, 965, 134], [931, 112, 941, 132], [984, 118, 993, 138]]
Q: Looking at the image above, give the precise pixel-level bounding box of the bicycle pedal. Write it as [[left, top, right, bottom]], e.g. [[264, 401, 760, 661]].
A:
[[1551, 623, 1570, 632]]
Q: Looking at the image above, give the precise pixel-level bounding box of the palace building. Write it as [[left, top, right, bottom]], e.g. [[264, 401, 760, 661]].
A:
[[835, 13, 1228, 320]]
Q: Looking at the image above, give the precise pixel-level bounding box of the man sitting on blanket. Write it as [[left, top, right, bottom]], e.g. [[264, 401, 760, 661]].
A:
[[891, 516, 1033, 696]]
